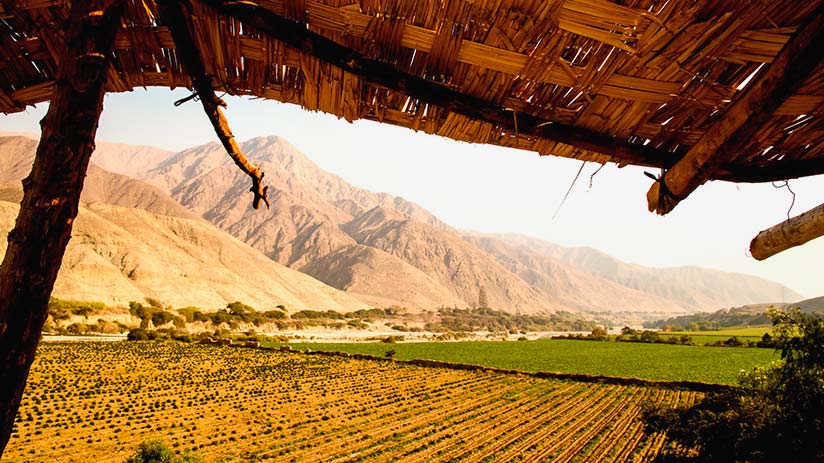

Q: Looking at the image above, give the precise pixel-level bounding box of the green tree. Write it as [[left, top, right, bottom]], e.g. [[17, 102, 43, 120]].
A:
[[226, 301, 256, 320], [150, 311, 174, 327], [129, 301, 152, 329], [590, 326, 609, 340], [477, 286, 489, 309], [644, 308, 824, 462]]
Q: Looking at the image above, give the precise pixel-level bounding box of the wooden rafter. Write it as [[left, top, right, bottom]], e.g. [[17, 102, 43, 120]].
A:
[[157, 0, 269, 209], [646, 2, 824, 215], [750, 202, 824, 260]]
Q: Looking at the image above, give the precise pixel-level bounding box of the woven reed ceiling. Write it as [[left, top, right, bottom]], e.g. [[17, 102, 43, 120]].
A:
[[2, 0, 824, 186]]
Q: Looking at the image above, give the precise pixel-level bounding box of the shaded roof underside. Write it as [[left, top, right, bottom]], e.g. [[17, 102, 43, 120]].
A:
[[2, 0, 824, 183]]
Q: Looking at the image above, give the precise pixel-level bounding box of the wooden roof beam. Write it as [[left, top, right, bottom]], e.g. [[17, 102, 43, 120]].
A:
[[715, 157, 824, 183], [750, 201, 824, 260], [197, 0, 677, 170], [646, 3, 824, 215]]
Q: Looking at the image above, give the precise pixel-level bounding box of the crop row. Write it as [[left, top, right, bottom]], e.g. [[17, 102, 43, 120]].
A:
[[5, 342, 700, 462]]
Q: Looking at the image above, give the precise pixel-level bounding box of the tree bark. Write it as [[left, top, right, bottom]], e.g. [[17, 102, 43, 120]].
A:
[[0, 0, 124, 458]]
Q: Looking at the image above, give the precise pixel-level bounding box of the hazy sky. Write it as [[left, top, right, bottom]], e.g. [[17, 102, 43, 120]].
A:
[[3, 88, 823, 299]]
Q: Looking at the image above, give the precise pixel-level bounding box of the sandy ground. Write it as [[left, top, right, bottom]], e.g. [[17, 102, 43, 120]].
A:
[[42, 334, 127, 342], [41, 330, 581, 343]]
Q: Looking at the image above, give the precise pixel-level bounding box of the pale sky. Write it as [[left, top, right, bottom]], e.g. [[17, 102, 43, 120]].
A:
[[2, 88, 823, 299]]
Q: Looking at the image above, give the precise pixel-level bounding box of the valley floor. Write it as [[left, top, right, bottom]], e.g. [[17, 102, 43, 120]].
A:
[[7, 342, 699, 463]]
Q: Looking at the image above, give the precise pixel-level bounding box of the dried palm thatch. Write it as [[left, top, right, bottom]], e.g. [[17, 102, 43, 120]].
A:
[[0, 0, 823, 457], [1, 0, 823, 246]]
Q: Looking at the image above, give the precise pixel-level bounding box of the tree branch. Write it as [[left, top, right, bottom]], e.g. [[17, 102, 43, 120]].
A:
[[158, 0, 269, 209]]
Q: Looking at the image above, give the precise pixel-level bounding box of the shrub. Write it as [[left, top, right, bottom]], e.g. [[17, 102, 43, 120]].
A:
[[210, 310, 233, 326], [126, 440, 202, 463], [590, 327, 609, 340], [226, 301, 256, 320], [176, 307, 203, 323], [127, 329, 149, 341], [151, 311, 175, 327], [262, 310, 286, 320], [644, 308, 824, 462]]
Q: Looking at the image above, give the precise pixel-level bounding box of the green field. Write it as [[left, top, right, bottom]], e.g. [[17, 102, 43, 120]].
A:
[[665, 326, 772, 345], [267, 338, 778, 385]]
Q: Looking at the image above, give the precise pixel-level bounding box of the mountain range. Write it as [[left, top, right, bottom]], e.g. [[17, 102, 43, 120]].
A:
[[0, 133, 802, 318]]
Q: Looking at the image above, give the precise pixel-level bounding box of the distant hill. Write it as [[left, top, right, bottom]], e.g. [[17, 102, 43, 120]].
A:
[[88, 134, 801, 316], [0, 136, 191, 218], [644, 296, 824, 329], [0, 199, 368, 311], [1, 133, 804, 317], [795, 296, 824, 312], [0, 135, 368, 311], [480, 233, 802, 312]]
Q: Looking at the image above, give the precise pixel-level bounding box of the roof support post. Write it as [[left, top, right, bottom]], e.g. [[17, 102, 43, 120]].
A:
[[0, 0, 125, 457], [646, 3, 824, 214], [750, 202, 824, 260], [157, 0, 269, 209]]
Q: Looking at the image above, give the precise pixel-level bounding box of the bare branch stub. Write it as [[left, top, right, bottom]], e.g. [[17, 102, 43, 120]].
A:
[[158, 0, 269, 209], [192, 78, 270, 209]]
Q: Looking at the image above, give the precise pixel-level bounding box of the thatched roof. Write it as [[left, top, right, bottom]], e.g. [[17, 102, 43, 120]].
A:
[[1, 1, 823, 220]]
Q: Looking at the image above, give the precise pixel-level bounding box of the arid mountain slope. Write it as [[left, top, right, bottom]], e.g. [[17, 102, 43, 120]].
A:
[[463, 234, 688, 314], [483, 234, 802, 311], [0, 136, 191, 218], [0, 135, 367, 311], [344, 207, 558, 313], [0, 132, 175, 179], [301, 244, 463, 309], [0, 200, 368, 311], [141, 137, 504, 311], [88, 141, 175, 178], [105, 134, 805, 315], [141, 138, 565, 313]]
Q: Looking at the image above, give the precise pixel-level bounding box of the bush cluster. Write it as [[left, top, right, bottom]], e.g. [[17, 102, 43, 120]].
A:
[[644, 308, 824, 462], [426, 307, 599, 333], [644, 308, 772, 331]]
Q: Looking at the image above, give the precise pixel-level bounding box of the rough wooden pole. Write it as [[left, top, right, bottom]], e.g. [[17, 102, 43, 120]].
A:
[[750, 202, 824, 260], [0, 0, 124, 457], [646, 3, 824, 214], [157, 0, 269, 209]]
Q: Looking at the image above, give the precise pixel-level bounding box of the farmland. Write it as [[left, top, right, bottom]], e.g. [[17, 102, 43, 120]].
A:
[[6, 342, 702, 463], [271, 338, 778, 385], [664, 326, 771, 345]]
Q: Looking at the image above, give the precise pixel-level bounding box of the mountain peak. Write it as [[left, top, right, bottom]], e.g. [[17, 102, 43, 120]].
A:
[[3, 133, 802, 316]]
